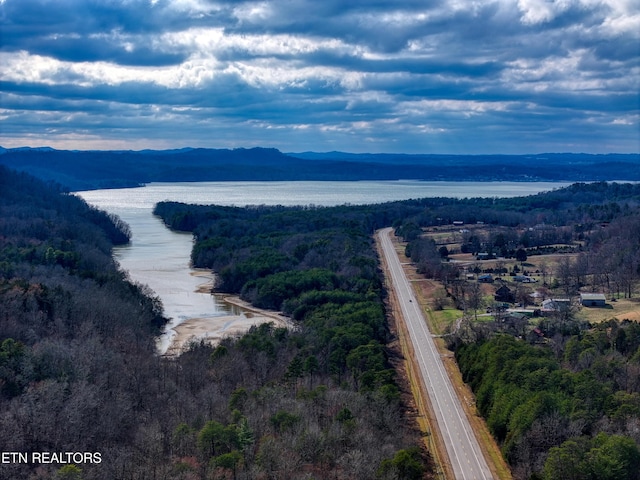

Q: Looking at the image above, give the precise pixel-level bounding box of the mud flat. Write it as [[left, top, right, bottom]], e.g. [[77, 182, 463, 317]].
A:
[[164, 296, 292, 356]]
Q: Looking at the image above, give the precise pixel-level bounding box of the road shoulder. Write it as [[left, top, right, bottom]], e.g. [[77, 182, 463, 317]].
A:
[[376, 228, 512, 480]]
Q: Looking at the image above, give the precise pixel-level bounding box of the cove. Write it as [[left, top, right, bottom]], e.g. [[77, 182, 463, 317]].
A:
[[77, 180, 570, 353]]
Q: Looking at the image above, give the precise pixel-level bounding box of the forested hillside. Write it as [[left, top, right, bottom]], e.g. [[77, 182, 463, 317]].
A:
[[1, 146, 638, 190], [0, 166, 167, 478], [456, 327, 640, 480], [0, 166, 431, 479], [153, 200, 433, 478], [4, 169, 640, 479], [155, 181, 640, 480]]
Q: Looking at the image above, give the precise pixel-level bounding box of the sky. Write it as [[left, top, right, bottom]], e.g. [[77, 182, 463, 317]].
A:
[[0, 0, 638, 154]]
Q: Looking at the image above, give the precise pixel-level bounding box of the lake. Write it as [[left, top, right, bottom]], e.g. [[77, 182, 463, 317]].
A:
[[77, 180, 571, 353]]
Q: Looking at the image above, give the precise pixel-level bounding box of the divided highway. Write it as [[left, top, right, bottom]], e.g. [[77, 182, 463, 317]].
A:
[[378, 228, 493, 480]]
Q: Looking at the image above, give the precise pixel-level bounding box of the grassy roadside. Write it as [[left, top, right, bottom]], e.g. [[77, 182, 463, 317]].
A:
[[377, 237, 453, 480], [389, 233, 513, 480]]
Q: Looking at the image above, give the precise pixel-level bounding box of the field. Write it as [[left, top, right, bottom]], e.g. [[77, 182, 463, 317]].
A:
[[420, 224, 640, 328], [580, 297, 640, 323]]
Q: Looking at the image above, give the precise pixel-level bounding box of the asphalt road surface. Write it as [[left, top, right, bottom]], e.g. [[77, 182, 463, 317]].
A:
[[378, 228, 493, 480]]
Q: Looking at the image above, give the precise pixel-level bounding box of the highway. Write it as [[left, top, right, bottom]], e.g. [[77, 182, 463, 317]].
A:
[[377, 227, 493, 480]]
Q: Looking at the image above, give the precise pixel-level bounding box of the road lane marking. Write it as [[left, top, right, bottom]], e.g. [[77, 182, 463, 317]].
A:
[[378, 228, 492, 480]]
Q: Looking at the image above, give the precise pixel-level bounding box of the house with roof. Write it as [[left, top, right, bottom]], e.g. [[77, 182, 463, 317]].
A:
[[495, 285, 514, 303], [541, 298, 571, 316], [580, 293, 607, 307]]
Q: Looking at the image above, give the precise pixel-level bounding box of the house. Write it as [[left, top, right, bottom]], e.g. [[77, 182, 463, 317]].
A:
[[499, 314, 529, 335], [478, 274, 494, 283], [541, 298, 571, 316], [529, 291, 544, 305], [495, 285, 514, 303], [580, 293, 607, 307]]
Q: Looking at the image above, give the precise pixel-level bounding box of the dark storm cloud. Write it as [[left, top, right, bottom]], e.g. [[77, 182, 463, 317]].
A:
[[0, 0, 194, 66], [1, 0, 216, 38], [0, 0, 638, 153], [15, 35, 187, 66]]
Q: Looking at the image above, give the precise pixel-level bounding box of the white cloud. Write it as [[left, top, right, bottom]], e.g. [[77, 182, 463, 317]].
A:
[[396, 99, 515, 118], [161, 27, 355, 59], [0, 50, 221, 89], [517, 0, 572, 25], [232, 1, 273, 23], [0, 0, 637, 153]]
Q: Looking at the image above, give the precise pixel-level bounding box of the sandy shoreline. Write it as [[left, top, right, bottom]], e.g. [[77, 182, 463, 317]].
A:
[[191, 269, 215, 293], [163, 295, 292, 356]]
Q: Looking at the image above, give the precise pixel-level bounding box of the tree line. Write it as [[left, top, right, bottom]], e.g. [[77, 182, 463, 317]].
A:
[[151, 182, 640, 479], [3, 148, 638, 190], [154, 200, 432, 477], [455, 319, 640, 480], [3, 166, 639, 479], [1, 166, 431, 479]]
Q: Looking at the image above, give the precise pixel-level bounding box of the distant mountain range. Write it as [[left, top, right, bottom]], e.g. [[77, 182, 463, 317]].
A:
[[1, 146, 638, 191]]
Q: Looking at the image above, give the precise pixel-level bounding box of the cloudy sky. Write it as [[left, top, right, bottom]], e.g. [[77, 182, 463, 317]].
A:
[[1, 0, 638, 153]]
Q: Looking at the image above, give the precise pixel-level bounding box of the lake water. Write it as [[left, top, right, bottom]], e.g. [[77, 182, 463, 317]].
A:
[[77, 180, 570, 352]]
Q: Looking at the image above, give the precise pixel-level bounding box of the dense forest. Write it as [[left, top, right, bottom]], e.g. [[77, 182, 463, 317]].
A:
[[0, 166, 430, 479], [3, 164, 640, 479], [156, 181, 640, 480], [1, 146, 638, 190], [456, 325, 640, 480]]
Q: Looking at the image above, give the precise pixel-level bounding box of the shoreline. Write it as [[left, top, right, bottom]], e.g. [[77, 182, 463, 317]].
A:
[[162, 295, 292, 356]]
